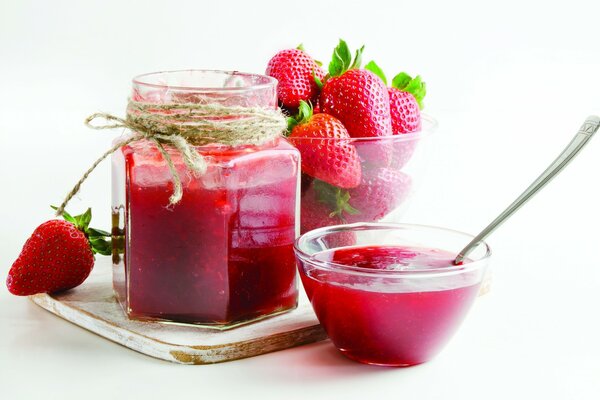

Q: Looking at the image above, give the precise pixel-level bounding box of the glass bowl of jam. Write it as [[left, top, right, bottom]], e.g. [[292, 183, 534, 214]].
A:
[[294, 222, 491, 366]]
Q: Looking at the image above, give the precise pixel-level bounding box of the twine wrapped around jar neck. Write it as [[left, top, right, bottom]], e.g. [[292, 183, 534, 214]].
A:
[[54, 100, 288, 216]]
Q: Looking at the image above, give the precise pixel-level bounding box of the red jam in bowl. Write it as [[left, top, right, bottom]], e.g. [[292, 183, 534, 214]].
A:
[[297, 245, 483, 366]]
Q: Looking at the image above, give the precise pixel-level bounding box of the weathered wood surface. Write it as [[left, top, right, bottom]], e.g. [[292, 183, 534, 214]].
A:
[[30, 258, 327, 365]]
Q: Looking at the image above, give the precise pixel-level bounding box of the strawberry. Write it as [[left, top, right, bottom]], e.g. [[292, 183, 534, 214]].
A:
[[344, 168, 412, 222], [354, 135, 393, 168], [300, 182, 344, 233], [300, 180, 357, 249], [388, 136, 418, 170], [363, 61, 426, 135], [389, 88, 421, 134], [388, 73, 426, 168], [320, 40, 392, 138], [6, 208, 111, 296], [266, 45, 325, 109], [312, 168, 412, 224], [388, 72, 426, 134], [362, 62, 427, 167], [288, 101, 361, 189]]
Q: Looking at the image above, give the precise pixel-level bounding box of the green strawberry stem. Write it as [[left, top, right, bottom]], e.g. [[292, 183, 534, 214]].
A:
[[296, 101, 313, 124], [391, 72, 427, 109], [286, 100, 314, 133], [313, 179, 359, 220], [286, 117, 297, 134], [328, 39, 365, 77], [50, 206, 112, 255]]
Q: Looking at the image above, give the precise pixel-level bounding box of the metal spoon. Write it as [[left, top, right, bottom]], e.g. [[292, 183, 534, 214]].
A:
[[454, 116, 600, 264]]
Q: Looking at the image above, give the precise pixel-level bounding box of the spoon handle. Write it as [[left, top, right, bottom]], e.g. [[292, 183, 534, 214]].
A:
[[455, 116, 600, 264]]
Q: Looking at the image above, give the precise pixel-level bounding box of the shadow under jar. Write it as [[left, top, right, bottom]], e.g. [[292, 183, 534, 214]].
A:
[[111, 70, 300, 329]]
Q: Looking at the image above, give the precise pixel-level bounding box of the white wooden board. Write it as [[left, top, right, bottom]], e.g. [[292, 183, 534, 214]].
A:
[[30, 258, 327, 364]]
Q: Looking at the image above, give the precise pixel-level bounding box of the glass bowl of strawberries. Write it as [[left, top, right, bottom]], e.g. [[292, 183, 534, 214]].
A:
[[266, 40, 438, 233], [292, 116, 436, 233]]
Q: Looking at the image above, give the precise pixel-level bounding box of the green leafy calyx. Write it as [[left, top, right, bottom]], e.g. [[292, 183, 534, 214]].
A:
[[296, 100, 313, 124], [51, 206, 112, 256], [391, 72, 427, 109], [328, 39, 365, 77], [286, 117, 298, 134], [364, 60, 387, 85], [313, 180, 360, 220], [286, 101, 314, 133]]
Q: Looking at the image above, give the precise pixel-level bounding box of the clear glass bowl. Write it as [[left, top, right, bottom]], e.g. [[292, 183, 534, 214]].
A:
[[294, 223, 491, 366], [290, 115, 437, 233]]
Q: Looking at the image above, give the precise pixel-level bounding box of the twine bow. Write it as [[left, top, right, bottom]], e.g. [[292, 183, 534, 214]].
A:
[[54, 100, 287, 216]]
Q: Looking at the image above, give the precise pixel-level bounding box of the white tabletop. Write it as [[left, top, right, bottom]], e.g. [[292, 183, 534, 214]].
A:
[[1, 0, 599, 398]]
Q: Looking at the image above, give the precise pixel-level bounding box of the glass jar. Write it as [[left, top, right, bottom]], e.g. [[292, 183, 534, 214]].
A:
[[111, 70, 300, 328]]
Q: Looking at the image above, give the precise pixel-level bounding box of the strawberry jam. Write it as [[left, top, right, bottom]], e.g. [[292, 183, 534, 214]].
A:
[[111, 70, 300, 328], [297, 245, 482, 366], [112, 138, 300, 327]]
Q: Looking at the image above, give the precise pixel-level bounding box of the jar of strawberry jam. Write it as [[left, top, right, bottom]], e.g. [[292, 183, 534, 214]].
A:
[[111, 70, 300, 328]]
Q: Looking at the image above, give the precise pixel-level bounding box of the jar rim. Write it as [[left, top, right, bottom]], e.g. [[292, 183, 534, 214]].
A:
[[132, 69, 277, 93]]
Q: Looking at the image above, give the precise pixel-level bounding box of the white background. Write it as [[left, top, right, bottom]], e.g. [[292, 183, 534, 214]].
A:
[[1, 0, 599, 399]]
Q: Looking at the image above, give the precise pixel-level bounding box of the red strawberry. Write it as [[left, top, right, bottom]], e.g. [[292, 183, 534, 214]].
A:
[[266, 46, 325, 109], [320, 41, 392, 138], [388, 136, 419, 169], [389, 88, 421, 133], [288, 101, 361, 189], [388, 73, 426, 168], [300, 182, 343, 233], [363, 62, 426, 135], [312, 168, 412, 224], [344, 168, 412, 222], [300, 180, 357, 248], [354, 136, 393, 168], [321, 69, 392, 137], [360, 63, 427, 167], [388, 72, 426, 134], [6, 208, 111, 296]]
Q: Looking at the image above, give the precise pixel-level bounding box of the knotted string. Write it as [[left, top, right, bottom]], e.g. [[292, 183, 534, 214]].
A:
[[54, 100, 287, 216]]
